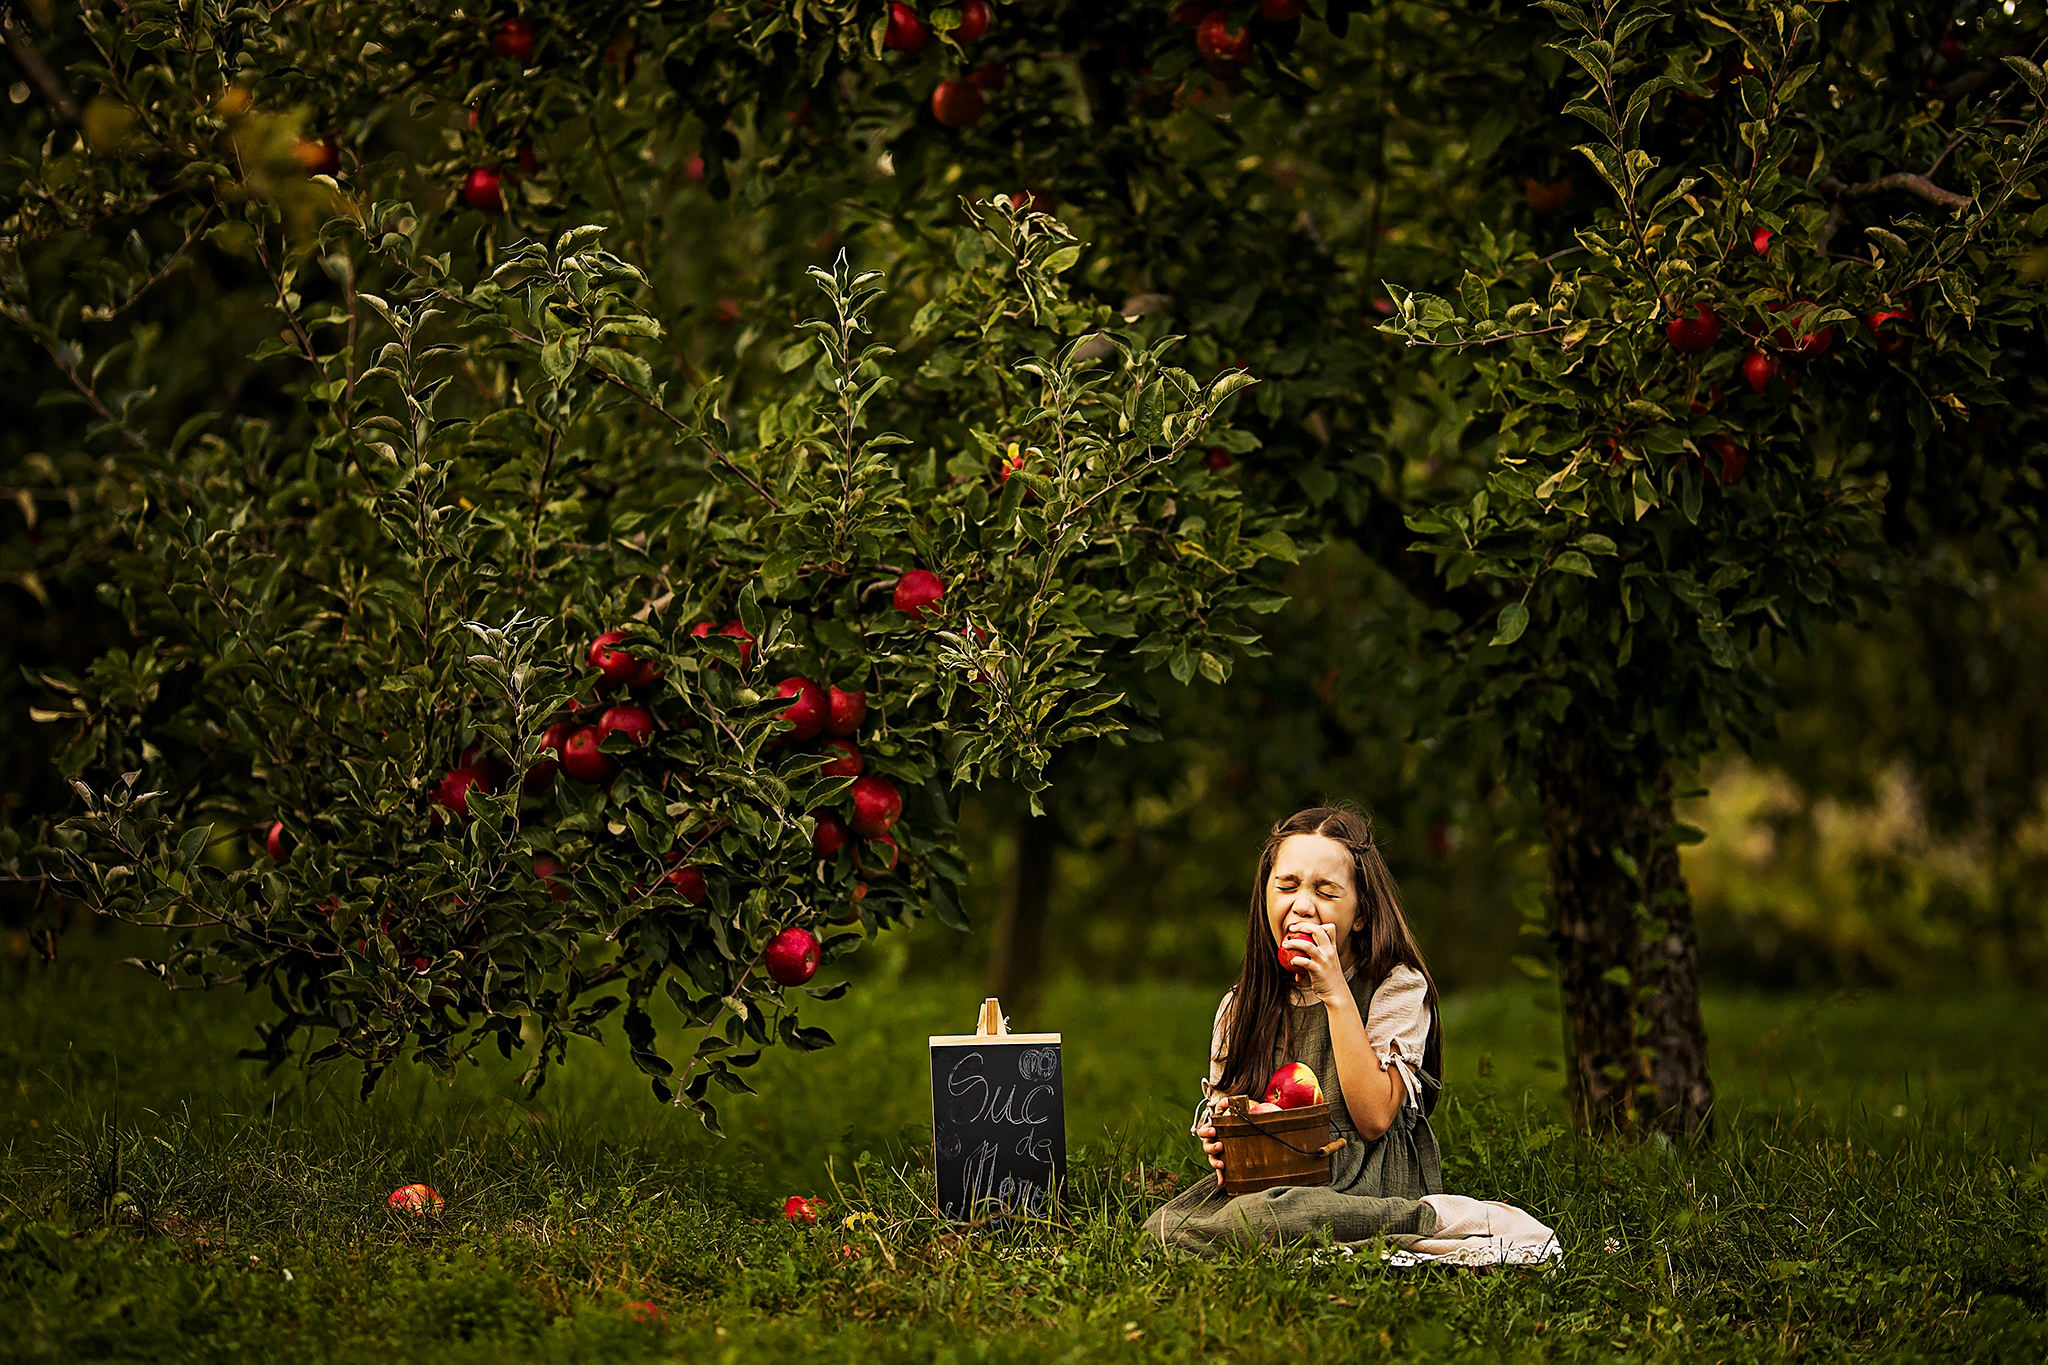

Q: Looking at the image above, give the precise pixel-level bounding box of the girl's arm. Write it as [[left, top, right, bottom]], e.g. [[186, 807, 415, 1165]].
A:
[[1292, 922, 1407, 1139]]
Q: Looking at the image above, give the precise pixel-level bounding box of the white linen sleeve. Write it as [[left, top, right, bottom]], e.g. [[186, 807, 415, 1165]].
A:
[[1189, 989, 1236, 1136], [1367, 965, 1432, 1109]]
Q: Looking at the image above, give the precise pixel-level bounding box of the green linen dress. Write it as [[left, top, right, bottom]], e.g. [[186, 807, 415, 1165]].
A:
[[1142, 964, 1444, 1257]]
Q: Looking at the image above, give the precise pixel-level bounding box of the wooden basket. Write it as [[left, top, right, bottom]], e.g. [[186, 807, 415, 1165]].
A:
[[1211, 1096, 1345, 1195]]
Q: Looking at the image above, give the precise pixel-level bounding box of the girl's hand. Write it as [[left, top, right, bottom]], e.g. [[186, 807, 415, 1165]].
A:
[[1198, 1122, 1225, 1175], [1289, 920, 1347, 1005]]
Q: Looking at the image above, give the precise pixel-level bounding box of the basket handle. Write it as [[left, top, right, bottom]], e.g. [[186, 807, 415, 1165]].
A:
[[1224, 1097, 1342, 1158]]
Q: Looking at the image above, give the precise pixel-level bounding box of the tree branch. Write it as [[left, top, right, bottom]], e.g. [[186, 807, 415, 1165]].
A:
[[1827, 172, 1973, 212], [0, 4, 79, 124]]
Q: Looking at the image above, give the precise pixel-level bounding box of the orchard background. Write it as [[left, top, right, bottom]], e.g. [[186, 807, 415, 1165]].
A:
[[3, 1, 2047, 1359]]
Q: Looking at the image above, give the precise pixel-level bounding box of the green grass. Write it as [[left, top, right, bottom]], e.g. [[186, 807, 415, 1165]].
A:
[[3, 934, 2044, 1362]]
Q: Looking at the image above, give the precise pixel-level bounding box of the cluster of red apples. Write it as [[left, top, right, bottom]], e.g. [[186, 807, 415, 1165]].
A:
[[881, 3, 1002, 129], [1659, 234, 1917, 486]]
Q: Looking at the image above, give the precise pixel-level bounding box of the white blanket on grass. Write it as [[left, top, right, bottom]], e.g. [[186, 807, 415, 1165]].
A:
[[1384, 1195, 1563, 1268]]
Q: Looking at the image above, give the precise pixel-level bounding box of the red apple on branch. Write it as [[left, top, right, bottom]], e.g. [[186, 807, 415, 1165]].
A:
[[775, 677, 828, 741], [955, 0, 992, 43], [826, 686, 867, 736], [884, 3, 928, 54], [764, 927, 822, 985], [265, 821, 289, 860], [849, 775, 902, 836], [857, 832, 900, 875], [1769, 300, 1834, 356], [295, 138, 340, 177], [812, 812, 850, 859], [533, 854, 571, 902], [1750, 224, 1773, 256], [931, 79, 986, 127], [598, 704, 654, 748], [491, 17, 536, 63], [1740, 350, 1783, 393], [893, 568, 945, 619], [462, 166, 503, 212], [431, 767, 488, 820], [559, 727, 617, 784], [662, 855, 707, 905], [523, 720, 576, 793], [821, 739, 863, 777], [1196, 10, 1254, 63], [692, 619, 756, 668], [1663, 302, 1720, 354]]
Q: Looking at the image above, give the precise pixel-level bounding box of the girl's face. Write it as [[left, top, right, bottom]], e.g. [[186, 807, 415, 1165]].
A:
[[1266, 833, 1363, 969]]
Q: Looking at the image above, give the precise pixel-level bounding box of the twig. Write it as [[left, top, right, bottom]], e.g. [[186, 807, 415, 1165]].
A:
[[1825, 172, 1973, 212], [0, 4, 79, 123]]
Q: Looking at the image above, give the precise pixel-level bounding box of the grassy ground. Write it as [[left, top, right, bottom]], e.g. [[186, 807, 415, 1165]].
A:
[[2, 933, 2044, 1362]]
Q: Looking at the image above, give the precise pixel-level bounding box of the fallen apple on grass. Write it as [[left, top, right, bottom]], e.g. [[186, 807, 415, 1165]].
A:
[[387, 1183, 444, 1214], [783, 1194, 824, 1225], [1263, 1062, 1324, 1109]]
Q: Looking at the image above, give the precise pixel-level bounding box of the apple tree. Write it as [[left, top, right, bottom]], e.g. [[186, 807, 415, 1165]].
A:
[[1, 4, 1294, 1122]]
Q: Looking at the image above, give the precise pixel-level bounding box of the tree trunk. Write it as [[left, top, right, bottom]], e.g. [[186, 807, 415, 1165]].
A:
[[1536, 736, 1714, 1138], [988, 810, 1058, 1019], [1636, 772, 1715, 1137]]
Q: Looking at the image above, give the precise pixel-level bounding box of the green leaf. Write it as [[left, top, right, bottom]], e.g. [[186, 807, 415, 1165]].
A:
[[1490, 602, 1530, 646], [540, 336, 576, 385]]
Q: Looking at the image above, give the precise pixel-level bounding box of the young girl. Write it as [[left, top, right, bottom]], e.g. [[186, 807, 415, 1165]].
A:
[[1143, 805, 1452, 1255]]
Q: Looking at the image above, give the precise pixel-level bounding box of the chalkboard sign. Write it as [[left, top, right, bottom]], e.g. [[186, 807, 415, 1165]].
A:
[[928, 1027, 1065, 1223]]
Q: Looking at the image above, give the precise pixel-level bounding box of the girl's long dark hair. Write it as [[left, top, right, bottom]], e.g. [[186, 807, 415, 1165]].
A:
[[1215, 805, 1439, 1105]]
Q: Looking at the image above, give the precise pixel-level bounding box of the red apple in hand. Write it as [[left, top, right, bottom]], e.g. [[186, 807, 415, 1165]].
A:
[[1663, 302, 1720, 354], [849, 775, 902, 836], [775, 677, 827, 741], [1263, 1062, 1325, 1109], [826, 686, 867, 736], [893, 568, 945, 619], [559, 727, 617, 784], [764, 927, 821, 986]]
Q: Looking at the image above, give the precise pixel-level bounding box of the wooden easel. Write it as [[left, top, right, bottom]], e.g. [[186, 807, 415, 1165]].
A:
[[975, 997, 1009, 1037]]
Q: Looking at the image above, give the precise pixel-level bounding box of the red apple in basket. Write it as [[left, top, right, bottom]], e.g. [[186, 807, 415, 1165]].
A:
[[1264, 1062, 1324, 1109]]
